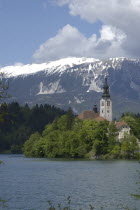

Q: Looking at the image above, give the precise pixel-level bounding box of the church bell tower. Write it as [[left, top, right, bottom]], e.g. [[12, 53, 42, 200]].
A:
[[100, 77, 112, 122]]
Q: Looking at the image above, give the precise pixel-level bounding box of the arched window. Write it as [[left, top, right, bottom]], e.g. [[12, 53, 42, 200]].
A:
[[107, 101, 110, 106]]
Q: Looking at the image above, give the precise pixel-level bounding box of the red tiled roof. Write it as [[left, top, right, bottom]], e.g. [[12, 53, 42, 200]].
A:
[[115, 121, 129, 129], [77, 110, 99, 120], [95, 116, 106, 122]]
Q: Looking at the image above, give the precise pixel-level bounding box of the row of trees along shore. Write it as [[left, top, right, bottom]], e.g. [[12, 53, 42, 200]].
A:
[[0, 102, 65, 153], [23, 109, 140, 160]]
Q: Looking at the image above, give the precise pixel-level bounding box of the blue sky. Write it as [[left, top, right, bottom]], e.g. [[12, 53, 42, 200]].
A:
[[0, 0, 140, 66], [0, 0, 101, 66]]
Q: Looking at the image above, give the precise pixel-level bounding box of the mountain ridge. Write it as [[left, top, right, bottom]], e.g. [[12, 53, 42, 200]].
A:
[[1, 57, 140, 118], [1, 56, 139, 77]]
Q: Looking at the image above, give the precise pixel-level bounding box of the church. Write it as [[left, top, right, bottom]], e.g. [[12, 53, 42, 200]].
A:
[[77, 77, 131, 140]]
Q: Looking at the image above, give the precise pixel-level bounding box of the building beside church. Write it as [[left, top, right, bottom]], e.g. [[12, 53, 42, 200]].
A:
[[115, 121, 131, 140], [77, 77, 131, 140]]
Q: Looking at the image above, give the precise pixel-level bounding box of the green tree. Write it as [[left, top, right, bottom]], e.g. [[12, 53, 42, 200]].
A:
[[23, 132, 41, 157], [0, 72, 9, 102], [121, 115, 138, 137], [91, 121, 109, 156], [107, 122, 118, 153], [109, 144, 121, 159], [43, 130, 62, 158], [32, 137, 46, 157], [57, 115, 69, 131], [23, 113, 140, 160], [66, 107, 75, 130], [0, 102, 65, 153], [121, 134, 139, 159]]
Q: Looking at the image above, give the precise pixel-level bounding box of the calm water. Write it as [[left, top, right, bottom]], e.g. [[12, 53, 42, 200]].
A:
[[0, 155, 140, 210]]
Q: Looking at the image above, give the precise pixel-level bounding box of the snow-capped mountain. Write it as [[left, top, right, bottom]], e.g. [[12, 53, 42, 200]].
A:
[[2, 57, 99, 77], [1, 57, 140, 117]]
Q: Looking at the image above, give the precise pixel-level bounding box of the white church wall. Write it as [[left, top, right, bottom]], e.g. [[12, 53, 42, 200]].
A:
[[100, 98, 112, 122]]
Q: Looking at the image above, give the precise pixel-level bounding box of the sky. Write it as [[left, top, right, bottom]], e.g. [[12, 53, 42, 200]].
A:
[[1, 0, 140, 66]]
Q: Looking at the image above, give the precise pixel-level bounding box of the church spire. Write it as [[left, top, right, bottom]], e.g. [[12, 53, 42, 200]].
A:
[[102, 77, 110, 99], [100, 76, 112, 122]]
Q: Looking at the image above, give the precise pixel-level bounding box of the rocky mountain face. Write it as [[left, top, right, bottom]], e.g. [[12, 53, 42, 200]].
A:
[[1, 57, 140, 118]]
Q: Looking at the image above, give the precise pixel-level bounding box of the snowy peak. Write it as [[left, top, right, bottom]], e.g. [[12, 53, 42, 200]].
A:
[[0, 57, 99, 77], [46, 57, 99, 68], [0, 63, 48, 78], [1, 57, 140, 78]]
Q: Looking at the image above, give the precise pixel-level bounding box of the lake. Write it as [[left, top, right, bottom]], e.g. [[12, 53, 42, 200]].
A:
[[0, 154, 140, 210]]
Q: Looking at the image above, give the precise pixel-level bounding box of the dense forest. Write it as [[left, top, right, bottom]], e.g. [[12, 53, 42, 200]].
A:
[[23, 110, 140, 160], [0, 100, 140, 159], [0, 102, 65, 153]]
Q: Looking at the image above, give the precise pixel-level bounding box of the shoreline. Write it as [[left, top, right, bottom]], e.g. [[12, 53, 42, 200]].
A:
[[0, 153, 139, 161]]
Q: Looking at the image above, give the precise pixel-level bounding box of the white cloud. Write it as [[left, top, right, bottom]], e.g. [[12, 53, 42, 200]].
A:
[[56, 0, 140, 58], [32, 24, 126, 63], [56, 0, 140, 24]]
